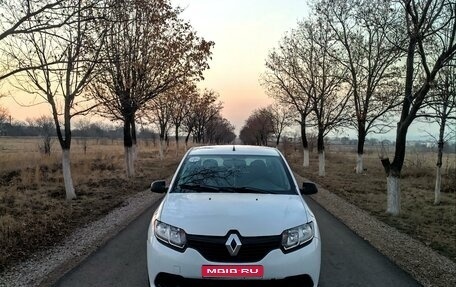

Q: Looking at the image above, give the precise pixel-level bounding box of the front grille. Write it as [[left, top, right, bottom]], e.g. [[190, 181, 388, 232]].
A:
[[186, 231, 282, 263]]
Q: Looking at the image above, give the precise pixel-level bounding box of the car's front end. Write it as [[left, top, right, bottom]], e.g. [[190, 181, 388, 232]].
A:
[[147, 146, 321, 287]]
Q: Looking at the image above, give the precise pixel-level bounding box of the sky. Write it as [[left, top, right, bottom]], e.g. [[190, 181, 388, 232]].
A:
[[170, 0, 446, 141], [1, 0, 309, 134], [172, 0, 310, 132], [0, 0, 447, 141]]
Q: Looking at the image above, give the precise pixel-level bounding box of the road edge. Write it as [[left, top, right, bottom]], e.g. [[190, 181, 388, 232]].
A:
[[294, 172, 456, 287]]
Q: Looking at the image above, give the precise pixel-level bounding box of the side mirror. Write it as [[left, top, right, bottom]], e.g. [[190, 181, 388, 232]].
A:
[[151, 180, 167, 193], [300, 182, 318, 195]]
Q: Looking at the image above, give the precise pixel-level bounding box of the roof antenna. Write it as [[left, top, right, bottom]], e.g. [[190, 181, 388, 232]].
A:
[[232, 145, 236, 151]]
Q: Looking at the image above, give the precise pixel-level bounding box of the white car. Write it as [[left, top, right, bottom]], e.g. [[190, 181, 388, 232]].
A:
[[147, 145, 321, 286]]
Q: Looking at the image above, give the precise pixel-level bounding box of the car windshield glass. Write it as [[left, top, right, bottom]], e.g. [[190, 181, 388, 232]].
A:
[[172, 154, 295, 195]]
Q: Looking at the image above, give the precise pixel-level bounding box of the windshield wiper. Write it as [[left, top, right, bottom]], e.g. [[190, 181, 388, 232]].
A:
[[179, 184, 221, 193], [222, 186, 278, 194]]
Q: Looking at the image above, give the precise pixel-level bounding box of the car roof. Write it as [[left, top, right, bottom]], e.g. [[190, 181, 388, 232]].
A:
[[188, 145, 281, 156]]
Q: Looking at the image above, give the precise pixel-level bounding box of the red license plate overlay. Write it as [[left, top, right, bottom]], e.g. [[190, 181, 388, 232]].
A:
[[202, 265, 264, 278]]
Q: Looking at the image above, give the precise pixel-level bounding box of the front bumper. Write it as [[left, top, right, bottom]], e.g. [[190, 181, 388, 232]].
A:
[[147, 235, 321, 287]]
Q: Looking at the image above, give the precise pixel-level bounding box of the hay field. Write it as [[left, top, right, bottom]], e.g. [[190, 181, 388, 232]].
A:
[[284, 144, 456, 262], [0, 136, 181, 270]]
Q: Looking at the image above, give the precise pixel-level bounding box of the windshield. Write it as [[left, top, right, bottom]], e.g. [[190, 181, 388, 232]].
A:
[[171, 154, 296, 195]]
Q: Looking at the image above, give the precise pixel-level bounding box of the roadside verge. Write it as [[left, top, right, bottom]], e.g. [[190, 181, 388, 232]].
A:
[[0, 190, 163, 287], [294, 172, 456, 287]]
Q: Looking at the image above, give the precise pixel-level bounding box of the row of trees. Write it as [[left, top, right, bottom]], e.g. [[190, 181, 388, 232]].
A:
[[260, 0, 455, 215], [0, 110, 236, 154], [143, 85, 235, 159], [0, 0, 232, 200], [239, 105, 294, 147]]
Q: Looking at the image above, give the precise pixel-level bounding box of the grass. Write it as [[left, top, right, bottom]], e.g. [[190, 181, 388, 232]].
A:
[[2, 138, 454, 270], [283, 144, 456, 262], [0, 137, 182, 271]]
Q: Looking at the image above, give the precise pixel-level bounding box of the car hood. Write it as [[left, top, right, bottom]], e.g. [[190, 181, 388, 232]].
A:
[[159, 193, 309, 236]]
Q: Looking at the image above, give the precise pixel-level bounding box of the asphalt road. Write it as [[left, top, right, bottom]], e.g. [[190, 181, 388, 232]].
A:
[[54, 196, 421, 287]]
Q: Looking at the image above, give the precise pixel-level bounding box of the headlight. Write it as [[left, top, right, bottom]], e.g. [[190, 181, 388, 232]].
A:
[[154, 220, 187, 249], [281, 222, 314, 251]]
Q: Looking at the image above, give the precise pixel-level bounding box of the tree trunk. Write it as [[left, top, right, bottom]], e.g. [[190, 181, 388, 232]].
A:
[[434, 117, 446, 205], [434, 166, 442, 205], [185, 130, 191, 151], [356, 119, 366, 174], [62, 149, 76, 200], [131, 119, 137, 161], [132, 143, 137, 161], [123, 118, 135, 177], [300, 116, 309, 167], [318, 151, 325, 177], [175, 125, 179, 157], [317, 131, 325, 176], [356, 153, 364, 174], [303, 148, 310, 167], [386, 175, 401, 215], [380, 125, 407, 215], [382, 39, 417, 214], [276, 132, 281, 147], [124, 146, 135, 177], [53, 105, 75, 200], [356, 126, 366, 174], [159, 137, 165, 160]]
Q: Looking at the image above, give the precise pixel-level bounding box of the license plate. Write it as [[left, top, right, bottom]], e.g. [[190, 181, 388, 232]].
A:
[[202, 265, 264, 278]]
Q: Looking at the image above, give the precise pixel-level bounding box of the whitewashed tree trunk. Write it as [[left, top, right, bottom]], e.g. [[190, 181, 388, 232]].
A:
[[356, 153, 364, 174], [303, 148, 310, 167], [62, 149, 76, 200], [132, 143, 137, 161], [159, 139, 165, 160], [124, 146, 135, 177], [434, 166, 442, 205], [386, 175, 400, 215], [318, 151, 325, 176]]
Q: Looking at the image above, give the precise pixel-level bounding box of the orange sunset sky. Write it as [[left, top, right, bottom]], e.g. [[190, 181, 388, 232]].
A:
[[0, 0, 310, 133], [173, 0, 310, 131]]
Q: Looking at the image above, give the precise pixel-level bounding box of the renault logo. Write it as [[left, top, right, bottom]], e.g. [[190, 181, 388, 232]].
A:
[[225, 233, 242, 256]]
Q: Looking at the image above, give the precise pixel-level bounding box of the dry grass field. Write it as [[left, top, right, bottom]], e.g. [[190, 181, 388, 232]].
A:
[[1, 138, 454, 271], [0, 137, 181, 270], [284, 144, 456, 262]]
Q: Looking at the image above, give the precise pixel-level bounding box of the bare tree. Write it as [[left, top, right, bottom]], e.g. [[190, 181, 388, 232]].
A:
[[205, 113, 236, 145], [263, 31, 314, 166], [74, 118, 91, 154], [181, 92, 199, 150], [0, 103, 9, 135], [91, 0, 213, 177], [8, 0, 107, 200], [190, 89, 222, 144], [379, 0, 456, 215], [0, 0, 92, 80], [316, 0, 404, 174], [297, 20, 351, 176], [267, 104, 295, 147], [29, 115, 55, 155], [239, 108, 274, 146], [168, 82, 198, 155], [144, 93, 173, 160], [420, 63, 456, 204]]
